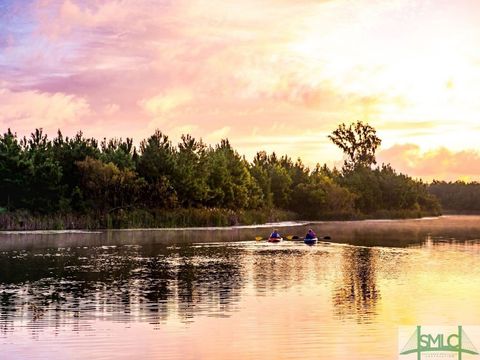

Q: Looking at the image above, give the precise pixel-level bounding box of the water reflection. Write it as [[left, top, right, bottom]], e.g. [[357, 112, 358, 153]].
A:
[[252, 249, 310, 295], [0, 234, 471, 335], [333, 247, 379, 322], [0, 242, 340, 338], [0, 244, 245, 335], [3, 216, 480, 359]]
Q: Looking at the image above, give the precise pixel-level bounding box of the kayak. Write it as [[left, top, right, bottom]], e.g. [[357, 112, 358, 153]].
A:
[[268, 237, 283, 243], [304, 237, 318, 245]]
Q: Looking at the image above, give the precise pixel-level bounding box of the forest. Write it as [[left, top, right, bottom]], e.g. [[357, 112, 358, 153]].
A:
[[429, 181, 480, 212], [0, 122, 441, 229]]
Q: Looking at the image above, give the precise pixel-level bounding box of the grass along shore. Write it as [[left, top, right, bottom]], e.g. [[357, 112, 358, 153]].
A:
[[0, 208, 298, 231], [0, 207, 441, 231]]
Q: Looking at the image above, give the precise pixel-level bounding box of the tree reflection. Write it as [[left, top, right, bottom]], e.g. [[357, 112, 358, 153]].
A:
[[0, 241, 385, 335], [0, 244, 244, 334], [251, 249, 312, 295], [333, 247, 380, 322], [250, 247, 332, 298]]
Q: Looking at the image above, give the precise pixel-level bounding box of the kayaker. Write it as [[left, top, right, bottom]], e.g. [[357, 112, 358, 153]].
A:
[[305, 229, 317, 239], [270, 229, 281, 239]]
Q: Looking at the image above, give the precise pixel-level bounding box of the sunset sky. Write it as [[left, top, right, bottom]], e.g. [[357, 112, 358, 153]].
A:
[[2, 0, 480, 181]]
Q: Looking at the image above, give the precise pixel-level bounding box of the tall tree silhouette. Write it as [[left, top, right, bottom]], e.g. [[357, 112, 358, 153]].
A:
[[329, 121, 381, 172]]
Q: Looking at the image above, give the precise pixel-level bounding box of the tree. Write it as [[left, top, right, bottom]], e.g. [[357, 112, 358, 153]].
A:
[[249, 151, 293, 208], [52, 130, 100, 211], [0, 129, 30, 210], [173, 134, 209, 207], [328, 121, 381, 171], [23, 129, 64, 213], [205, 139, 262, 209], [250, 151, 273, 207], [269, 165, 292, 208], [137, 130, 175, 183], [428, 181, 477, 211], [100, 137, 135, 170], [338, 165, 382, 213], [76, 157, 161, 212]]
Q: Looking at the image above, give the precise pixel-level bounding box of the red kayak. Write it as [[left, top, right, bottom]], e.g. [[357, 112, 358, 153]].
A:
[[268, 237, 283, 243]]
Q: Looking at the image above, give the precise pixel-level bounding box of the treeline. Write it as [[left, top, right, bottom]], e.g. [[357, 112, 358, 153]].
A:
[[429, 181, 480, 212], [0, 127, 440, 229]]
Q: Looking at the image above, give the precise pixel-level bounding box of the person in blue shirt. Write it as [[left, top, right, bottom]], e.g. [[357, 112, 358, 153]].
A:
[[305, 228, 317, 239], [270, 229, 281, 239]]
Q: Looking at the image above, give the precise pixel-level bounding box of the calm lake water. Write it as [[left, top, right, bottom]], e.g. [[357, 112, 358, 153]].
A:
[[2, 216, 480, 359]]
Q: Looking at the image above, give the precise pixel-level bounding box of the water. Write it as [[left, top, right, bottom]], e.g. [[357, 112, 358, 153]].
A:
[[1, 215, 480, 359]]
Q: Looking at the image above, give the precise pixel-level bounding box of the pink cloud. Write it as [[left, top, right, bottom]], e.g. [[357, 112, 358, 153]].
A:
[[378, 144, 480, 181], [3, 0, 379, 141], [0, 85, 91, 134]]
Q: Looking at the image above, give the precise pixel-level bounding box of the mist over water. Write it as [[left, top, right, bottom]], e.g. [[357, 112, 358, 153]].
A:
[[1, 215, 480, 359]]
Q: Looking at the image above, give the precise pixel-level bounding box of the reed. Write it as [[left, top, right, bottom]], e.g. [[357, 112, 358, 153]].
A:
[[0, 207, 298, 231]]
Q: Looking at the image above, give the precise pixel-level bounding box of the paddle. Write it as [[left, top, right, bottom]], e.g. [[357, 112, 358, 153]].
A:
[[255, 235, 285, 241], [256, 235, 330, 241], [255, 236, 283, 241], [286, 235, 331, 240]]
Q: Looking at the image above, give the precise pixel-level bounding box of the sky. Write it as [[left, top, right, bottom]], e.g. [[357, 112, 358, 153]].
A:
[[1, 0, 480, 181]]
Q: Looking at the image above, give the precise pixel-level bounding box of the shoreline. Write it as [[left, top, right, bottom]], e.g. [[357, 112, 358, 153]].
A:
[[0, 214, 448, 234]]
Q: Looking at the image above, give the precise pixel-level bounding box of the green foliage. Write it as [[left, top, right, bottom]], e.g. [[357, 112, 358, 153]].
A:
[[329, 121, 382, 171], [173, 134, 209, 207], [328, 121, 440, 217], [428, 181, 480, 212], [0, 125, 442, 229], [339, 165, 382, 213], [204, 139, 261, 209], [288, 166, 357, 219], [137, 130, 175, 182], [23, 129, 64, 213], [76, 157, 146, 212], [250, 151, 293, 208], [100, 137, 135, 170], [338, 164, 440, 215], [0, 129, 30, 211], [52, 130, 100, 211], [269, 165, 292, 208], [250, 151, 273, 207], [375, 164, 418, 210]]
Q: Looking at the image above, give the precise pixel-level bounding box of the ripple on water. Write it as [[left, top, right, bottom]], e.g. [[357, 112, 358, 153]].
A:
[[2, 221, 480, 359]]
